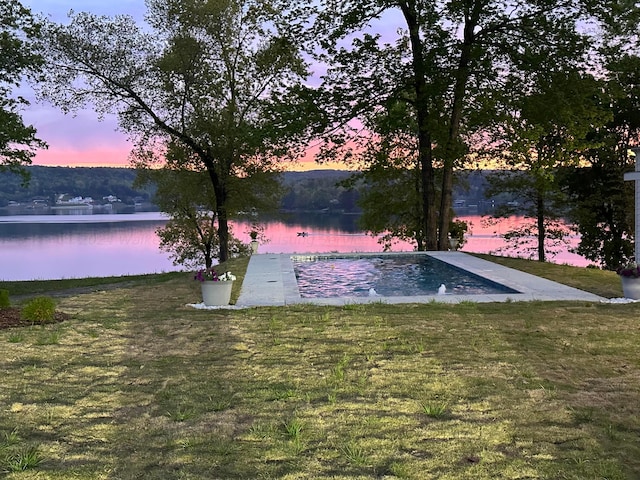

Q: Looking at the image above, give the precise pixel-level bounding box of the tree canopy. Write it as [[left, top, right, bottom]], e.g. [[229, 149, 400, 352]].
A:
[[0, 0, 46, 179], [37, 0, 312, 262], [309, 0, 637, 252], [560, 54, 640, 269], [484, 70, 612, 262], [30, 0, 640, 268]]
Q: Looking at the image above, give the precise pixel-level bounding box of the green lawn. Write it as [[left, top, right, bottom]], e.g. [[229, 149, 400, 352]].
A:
[[0, 256, 638, 479]]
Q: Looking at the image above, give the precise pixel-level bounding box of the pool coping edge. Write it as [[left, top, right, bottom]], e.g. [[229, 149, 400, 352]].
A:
[[236, 252, 606, 307]]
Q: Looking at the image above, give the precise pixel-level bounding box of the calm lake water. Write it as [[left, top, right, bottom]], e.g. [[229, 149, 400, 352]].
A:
[[0, 211, 588, 281]]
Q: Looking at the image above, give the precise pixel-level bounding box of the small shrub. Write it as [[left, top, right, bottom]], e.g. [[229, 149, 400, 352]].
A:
[[340, 441, 369, 466], [0, 430, 43, 473], [1, 445, 43, 472], [20, 297, 56, 324], [7, 333, 24, 343], [568, 406, 595, 425], [0, 289, 10, 308], [420, 399, 449, 419], [35, 331, 60, 345], [282, 418, 305, 440], [166, 406, 194, 422], [2, 428, 20, 446]]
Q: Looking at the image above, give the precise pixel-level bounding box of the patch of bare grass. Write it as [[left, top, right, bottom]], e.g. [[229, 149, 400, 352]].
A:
[[0, 258, 638, 479], [473, 253, 622, 298]]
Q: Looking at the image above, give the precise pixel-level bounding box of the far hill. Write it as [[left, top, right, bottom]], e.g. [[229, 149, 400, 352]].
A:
[[281, 169, 353, 181], [0, 166, 153, 208], [0, 166, 520, 214], [279, 169, 518, 214], [279, 170, 358, 212]]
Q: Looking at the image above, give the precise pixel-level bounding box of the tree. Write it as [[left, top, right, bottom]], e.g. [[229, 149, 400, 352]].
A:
[[340, 96, 430, 250], [560, 55, 640, 269], [312, 0, 619, 251], [0, 0, 46, 179], [485, 70, 612, 262], [135, 142, 284, 268], [136, 167, 242, 269], [561, 161, 634, 270], [37, 0, 310, 262]]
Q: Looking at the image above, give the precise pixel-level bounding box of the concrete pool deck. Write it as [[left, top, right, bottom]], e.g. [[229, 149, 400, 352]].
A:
[[235, 252, 606, 307]]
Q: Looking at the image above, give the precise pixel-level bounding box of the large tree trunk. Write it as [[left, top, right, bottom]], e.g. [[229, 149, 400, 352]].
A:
[[204, 160, 231, 263], [401, 1, 437, 250], [537, 192, 546, 262], [414, 165, 425, 250], [213, 173, 230, 263], [217, 206, 230, 263], [437, 6, 478, 250], [418, 135, 437, 250]]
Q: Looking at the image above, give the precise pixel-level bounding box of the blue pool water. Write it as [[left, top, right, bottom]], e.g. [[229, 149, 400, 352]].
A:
[[293, 254, 519, 298]]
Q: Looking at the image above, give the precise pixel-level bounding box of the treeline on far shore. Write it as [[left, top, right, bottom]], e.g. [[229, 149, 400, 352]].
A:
[[0, 166, 152, 208], [0, 165, 518, 214]]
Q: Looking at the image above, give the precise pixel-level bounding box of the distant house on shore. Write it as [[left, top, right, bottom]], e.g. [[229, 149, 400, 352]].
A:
[[52, 194, 94, 209]]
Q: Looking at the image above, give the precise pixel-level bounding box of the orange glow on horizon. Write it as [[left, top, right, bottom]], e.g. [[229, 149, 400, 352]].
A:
[[32, 146, 131, 168], [32, 146, 351, 171]]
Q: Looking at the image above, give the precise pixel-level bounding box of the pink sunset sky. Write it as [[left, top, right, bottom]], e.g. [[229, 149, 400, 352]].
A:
[[22, 0, 147, 168], [20, 0, 402, 171]]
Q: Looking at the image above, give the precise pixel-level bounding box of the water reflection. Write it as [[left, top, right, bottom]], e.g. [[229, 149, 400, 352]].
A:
[[456, 215, 586, 267], [251, 220, 409, 254], [275, 212, 365, 232], [0, 212, 589, 281], [248, 214, 587, 267], [0, 215, 173, 281]]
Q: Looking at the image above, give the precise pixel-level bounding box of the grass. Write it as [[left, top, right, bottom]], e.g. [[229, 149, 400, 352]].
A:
[[0, 255, 638, 479], [472, 253, 623, 298], [0, 272, 178, 297], [0, 256, 249, 303]]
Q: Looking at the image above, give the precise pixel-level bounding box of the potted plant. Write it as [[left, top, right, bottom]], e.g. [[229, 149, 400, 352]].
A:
[[616, 261, 640, 299], [448, 219, 468, 250], [194, 268, 236, 306], [249, 230, 259, 254]]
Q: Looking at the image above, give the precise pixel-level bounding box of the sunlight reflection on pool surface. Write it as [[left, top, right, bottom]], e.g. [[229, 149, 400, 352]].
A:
[[292, 254, 519, 298]]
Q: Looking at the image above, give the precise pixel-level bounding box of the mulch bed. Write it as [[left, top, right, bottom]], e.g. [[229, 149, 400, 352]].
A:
[[0, 307, 69, 330]]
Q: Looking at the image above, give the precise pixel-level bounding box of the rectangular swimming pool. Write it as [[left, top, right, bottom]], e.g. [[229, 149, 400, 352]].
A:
[[292, 253, 519, 298], [235, 252, 606, 306]]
